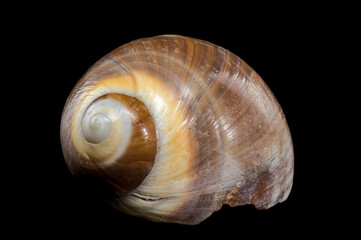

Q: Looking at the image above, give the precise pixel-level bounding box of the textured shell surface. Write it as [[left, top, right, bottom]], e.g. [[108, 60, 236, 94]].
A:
[[60, 35, 294, 225]]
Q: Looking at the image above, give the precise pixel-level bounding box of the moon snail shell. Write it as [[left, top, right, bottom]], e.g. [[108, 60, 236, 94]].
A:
[[60, 35, 294, 225]]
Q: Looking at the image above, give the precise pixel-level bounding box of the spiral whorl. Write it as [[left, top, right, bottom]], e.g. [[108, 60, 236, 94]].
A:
[[61, 35, 294, 225]]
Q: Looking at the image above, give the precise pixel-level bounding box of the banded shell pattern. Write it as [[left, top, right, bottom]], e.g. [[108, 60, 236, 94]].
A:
[[60, 35, 294, 225]]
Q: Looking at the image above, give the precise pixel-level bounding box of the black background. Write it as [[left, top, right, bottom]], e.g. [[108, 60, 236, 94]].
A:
[[8, 4, 354, 238]]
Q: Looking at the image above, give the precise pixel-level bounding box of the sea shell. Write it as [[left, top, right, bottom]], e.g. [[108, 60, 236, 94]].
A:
[[60, 35, 294, 225]]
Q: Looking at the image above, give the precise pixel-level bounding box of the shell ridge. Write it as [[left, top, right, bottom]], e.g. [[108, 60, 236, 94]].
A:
[[61, 35, 294, 225]]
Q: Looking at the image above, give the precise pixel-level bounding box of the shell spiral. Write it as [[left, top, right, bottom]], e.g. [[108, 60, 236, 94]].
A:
[[60, 35, 294, 225]]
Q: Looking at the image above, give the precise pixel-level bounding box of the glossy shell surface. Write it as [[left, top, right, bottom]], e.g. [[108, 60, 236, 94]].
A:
[[60, 35, 294, 225]]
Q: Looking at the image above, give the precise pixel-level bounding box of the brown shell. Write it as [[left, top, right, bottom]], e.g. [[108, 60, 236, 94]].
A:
[[60, 35, 294, 225]]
